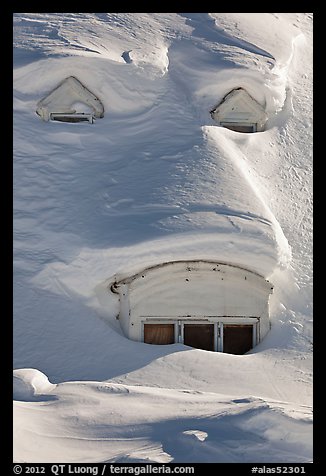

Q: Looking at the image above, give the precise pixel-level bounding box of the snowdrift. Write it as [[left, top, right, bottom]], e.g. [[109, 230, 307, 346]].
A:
[[13, 13, 312, 463]]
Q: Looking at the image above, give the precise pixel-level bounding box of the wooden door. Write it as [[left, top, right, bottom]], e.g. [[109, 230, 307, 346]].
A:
[[223, 324, 253, 354], [183, 324, 214, 351], [144, 324, 175, 345]]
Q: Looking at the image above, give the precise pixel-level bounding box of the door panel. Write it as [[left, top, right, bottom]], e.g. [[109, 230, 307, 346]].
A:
[[144, 324, 175, 345], [223, 324, 253, 354], [184, 324, 214, 351]]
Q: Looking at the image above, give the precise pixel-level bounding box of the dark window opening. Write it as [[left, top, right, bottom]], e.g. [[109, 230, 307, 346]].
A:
[[184, 324, 215, 351], [49, 113, 94, 124], [223, 324, 253, 354], [220, 122, 256, 133]]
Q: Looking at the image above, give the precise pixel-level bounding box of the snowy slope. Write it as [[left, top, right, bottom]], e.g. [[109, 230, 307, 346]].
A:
[[13, 13, 313, 463]]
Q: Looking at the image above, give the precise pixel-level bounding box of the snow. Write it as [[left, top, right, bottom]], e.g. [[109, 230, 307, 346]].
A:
[[13, 13, 313, 463]]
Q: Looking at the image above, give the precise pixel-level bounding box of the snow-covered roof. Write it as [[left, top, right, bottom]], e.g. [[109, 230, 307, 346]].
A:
[[210, 87, 268, 130], [36, 76, 104, 122]]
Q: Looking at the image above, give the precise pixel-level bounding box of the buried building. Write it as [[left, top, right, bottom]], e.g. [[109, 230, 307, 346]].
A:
[[101, 119, 287, 354], [111, 260, 273, 354], [102, 121, 286, 355], [91, 79, 288, 355], [36, 76, 104, 124], [210, 87, 268, 133]]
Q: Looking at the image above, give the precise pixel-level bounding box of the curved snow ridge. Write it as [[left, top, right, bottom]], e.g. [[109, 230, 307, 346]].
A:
[[14, 13, 171, 76], [209, 13, 304, 64], [13, 55, 162, 117], [32, 228, 279, 307], [180, 12, 275, 61], [13, 368, 57, 401], [13, 378, 312, 463], [206, 13, 308, 116], [264, 32, 307, 119], [203, 126, 292, 272], [103, 201, 273, 226], [126, 44, 170, 76]]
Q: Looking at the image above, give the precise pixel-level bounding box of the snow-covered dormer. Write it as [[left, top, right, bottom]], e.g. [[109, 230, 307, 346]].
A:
[[210, 88, 268, 133], [36, 76, 104, 124], [110, 260, 273, 355]]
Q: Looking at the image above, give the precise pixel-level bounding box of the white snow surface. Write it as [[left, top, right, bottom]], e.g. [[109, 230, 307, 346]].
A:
[[13, 13, 313, 463]]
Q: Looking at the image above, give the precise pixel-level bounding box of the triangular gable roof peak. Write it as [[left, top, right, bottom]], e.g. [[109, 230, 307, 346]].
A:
[[36, 76, 104, 122], [210, 88, 267, 126]]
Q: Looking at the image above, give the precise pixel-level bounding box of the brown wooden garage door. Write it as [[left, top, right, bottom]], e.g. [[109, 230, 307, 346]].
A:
[[144, 324, 175, 345], [223, 324, 253, 355], [184, 324, 214, 351]]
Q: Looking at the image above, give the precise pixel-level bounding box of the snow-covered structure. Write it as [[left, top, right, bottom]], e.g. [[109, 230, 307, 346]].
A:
[[36, 76, 104, 123], [210, 88, 268, 132], [111, 260, 273, 354], [13, 12, 313, 463]]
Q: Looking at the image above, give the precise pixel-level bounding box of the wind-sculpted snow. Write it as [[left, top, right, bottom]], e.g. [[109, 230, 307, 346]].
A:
[[13, 13, 312, 462], [13, 373, 312, 463]]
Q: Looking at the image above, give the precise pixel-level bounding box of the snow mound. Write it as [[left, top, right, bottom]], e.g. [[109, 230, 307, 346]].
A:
[[13, 379, 312, 463], [13, 369, 56, 401]]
